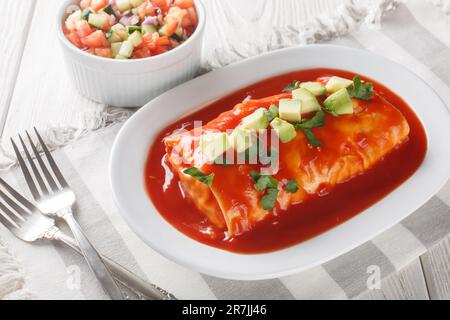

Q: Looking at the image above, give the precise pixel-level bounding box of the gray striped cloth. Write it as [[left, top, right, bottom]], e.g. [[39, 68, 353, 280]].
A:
[[1, 1, 450, 299]]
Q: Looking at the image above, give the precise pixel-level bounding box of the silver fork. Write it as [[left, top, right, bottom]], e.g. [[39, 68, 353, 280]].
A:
[[0, 176, 175, 300], [11, 128, 125, 299]]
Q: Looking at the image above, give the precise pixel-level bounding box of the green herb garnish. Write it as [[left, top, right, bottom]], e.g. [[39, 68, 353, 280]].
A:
[[285, 180, 299, 193], [265, 104, 279, 122], [184, 167, 214, 187], [283, 80, 300, 93], [254, 175, 278, 191], [294, 110, 325, 147], [261, 188, 279, 211], [347, 76, 373, 101]]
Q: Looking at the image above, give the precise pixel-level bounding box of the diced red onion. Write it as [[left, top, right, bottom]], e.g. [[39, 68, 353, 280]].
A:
[[120, 14, 140, 26], [143, 16, 158, 25]]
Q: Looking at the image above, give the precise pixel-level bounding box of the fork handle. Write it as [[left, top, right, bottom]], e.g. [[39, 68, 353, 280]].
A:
[[54, 231, 176, 300], [59, 207, 124, 300]]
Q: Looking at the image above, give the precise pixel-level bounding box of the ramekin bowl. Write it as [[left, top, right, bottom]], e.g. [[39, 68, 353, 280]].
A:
[[57, 0, 205, 107]]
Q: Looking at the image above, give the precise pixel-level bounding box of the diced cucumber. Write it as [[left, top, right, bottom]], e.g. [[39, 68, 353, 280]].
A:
[[127, 26, 142, 34], [240, 108, 270, 130], [158, 24, 169, 36], [111, 42, 123, 57], [128, 31, 143, 47], [88, 13, 107, 29], [323, 88, 354, 115], [326, 76, 353, 94], [116, 0, 131, 12], [200, 132, 232, 163], [67, 10, 82, 23], [130, 0, 146, 8], [107, 31, 123, 43], [115, 55, 128, 59], [300, 82, 327, 96], [101, 4, 114, 15], [111, 23, 128, 40], [118, 41, 134, 58], [270, 118, 297, 143], [142, 24, 158, 35], [279, 99, 302, 122], [82, 8, 93, 20], [292, 88, 321, 114]]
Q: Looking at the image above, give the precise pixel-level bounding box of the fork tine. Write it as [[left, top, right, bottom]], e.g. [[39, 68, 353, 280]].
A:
[[0, 177, 36, 212], [26, 131, 59, 192], [18, 134, 49, 195], [33, 128, 68, 188], [0, 202, 25, 228], [11, 138, 40, 200], [0, 188, 29, 221], [0, 202, 22, 229]]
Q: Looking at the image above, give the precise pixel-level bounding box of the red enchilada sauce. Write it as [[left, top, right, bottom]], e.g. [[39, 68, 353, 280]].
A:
[[145, 68, 427, 254]]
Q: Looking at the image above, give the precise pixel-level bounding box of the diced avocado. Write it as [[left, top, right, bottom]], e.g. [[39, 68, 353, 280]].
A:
[[128, 31, 143, 47], [111, 42, 123, 57], [88, 13, 107, 29], [240, 108, 270, 130], [142, 24, 158, 35], [199, 132, 232, 163], [229, 128, 255, 153], [292, 88, 321, 115], [266, 104, 279, 122], [325, 76, 353, 94], [118, 41, 134, 58], [270, 118, 297, 143], [300, 82, 327, 96], [130, 0, 146, 8], [323, 88, 354, 115], [279, 99, 302, 122], [116, 0, 131, 12]]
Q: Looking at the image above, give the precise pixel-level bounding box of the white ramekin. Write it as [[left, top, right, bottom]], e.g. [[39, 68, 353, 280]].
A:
[[57, 0, 205, 107]]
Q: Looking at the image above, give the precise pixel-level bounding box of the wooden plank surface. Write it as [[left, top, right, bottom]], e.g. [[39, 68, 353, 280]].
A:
[[0, 0, 36, 134], [421, 237, 450, 299], [357, 259, 429, 300]]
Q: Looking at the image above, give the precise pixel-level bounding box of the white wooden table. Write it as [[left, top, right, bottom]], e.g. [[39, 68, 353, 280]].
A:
[[0, 0, 449, 300]]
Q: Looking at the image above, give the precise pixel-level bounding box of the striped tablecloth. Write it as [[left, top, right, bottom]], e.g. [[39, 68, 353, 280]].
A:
[[1, 0, 450, 299]]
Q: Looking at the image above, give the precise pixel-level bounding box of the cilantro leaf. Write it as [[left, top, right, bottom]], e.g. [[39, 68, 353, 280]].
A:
[[283, 80, 300, 93], [294, 110, 325, 147], [254, 176, 279, 191], [347, 76, 373, 101], [261, 188, 279, 211], [184, 168, 214, 187], [285, 180, 299, 193]]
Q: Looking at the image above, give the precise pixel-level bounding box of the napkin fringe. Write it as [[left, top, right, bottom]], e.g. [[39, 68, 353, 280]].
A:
[[0, 241, 32, 300]]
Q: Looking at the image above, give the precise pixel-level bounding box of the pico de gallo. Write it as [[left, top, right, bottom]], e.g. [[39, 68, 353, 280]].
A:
[[63, 0, 198, 59]]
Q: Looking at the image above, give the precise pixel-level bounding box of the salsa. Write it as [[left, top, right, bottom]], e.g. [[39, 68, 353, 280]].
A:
[[145, 68, 428, 254], [63, 0, 198, 59]]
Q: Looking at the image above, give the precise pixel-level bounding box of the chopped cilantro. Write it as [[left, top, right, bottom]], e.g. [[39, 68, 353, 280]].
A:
[[347, 76, 374, 101], [183, 168, 214, 187], [285, 180, 299, 193]]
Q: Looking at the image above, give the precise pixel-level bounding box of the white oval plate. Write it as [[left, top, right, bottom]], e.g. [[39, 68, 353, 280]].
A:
[[110, 45, 450, 280]]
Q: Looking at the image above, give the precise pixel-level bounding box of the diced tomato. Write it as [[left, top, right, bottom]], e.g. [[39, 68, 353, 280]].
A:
[[100, 12, 112, 31], [67, 32, 83, 48], [185, 26, 195, 37], [80, 0, 92, 11], [157, 35, 170, 46], [164, 18, 178, 36], [151, 0, 170, 14], [132, 47, 152, 59], [94, 48, 113, 58], [181, 7, 197, 28], [137, 1, 157, 19], [75, 20, 94, 38], [174, 0, 194, 9], [152, 45, 169, 56], [91, 0, 108, 12], [81, 30, 109, 48]]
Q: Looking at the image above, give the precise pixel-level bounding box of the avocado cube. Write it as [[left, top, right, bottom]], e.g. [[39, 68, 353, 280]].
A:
[[300, 82, 327, 96], [200, 132, 232, 163], [292, 88, 321, 115], [279, 99, 302, 123], [240, 108, 270, 130], [229, 128, 255, 153], [270, 118, 297, 143], [325, 76, 354, 94], [324, 88, 354, 115]]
